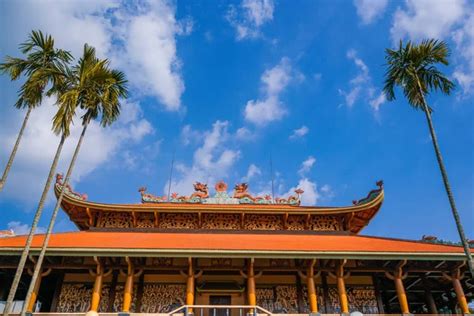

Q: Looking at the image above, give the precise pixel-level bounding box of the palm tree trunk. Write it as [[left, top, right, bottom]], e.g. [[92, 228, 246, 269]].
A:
[[415, 76, 474, 280], [2, 134, 66, 316], [0, 107, 32, 192], [21, 122, 89, 315]]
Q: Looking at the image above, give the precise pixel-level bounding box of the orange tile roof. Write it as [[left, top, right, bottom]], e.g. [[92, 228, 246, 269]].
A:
[[0, 231, 470, 259]]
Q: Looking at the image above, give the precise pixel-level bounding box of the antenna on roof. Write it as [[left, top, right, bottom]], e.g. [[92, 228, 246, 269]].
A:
[[167, 147, 176, 201], [270, 154, 275, 203]]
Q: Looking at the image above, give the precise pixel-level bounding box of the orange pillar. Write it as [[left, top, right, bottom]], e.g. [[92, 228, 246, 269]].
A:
[[90, 264, 103, 312], [452, 278, 469, 314], [336, 263, 349, 314], [306, 261, 318, 314], [122, 259, 134, 313], [186, 258, 195, 312], [247, 259, 256, 307], [394, 276, 409, 314]]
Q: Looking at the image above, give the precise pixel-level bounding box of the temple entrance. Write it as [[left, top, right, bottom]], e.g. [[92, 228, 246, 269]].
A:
[[209, 295, 231, 316]]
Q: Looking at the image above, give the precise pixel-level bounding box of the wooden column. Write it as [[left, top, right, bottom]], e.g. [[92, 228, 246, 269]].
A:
[[443, 268, 469, 314], [298, 259, 320, 314], [26, 268, 51, 312], [240, 258, 262, 314], [122, 257, 143, 313], [329, 260, 349, 315], [385, 260, 409, 315], [247, 258, 256, 307], [180, 257, 202, 314], [90, 261, 104, 312]]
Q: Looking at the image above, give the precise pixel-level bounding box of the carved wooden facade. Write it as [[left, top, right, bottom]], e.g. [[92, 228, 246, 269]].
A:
[[94, 212, 342, 232]]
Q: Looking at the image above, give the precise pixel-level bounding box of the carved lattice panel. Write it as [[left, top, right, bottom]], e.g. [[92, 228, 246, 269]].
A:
[[140, 284, 186, 313], [136, 213, 155, 228], [347, 286, 379, 314], [309, 215, 341, 231], [286, 215, 306, 230], [257, 286, 299, 313], [201, 213, 240, 229], [256, 288, 274, 312], [244, 215, 283, 230], [158, 213, 198, 229], [98, 212, 132, 228], [326, 287, 342, 313], [56, 283, 109, 313]]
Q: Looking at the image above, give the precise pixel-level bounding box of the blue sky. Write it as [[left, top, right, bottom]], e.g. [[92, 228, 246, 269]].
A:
[[0, 0, 473, 241]]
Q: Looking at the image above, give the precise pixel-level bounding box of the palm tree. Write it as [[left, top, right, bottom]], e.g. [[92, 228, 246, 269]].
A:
[[21, 44, 128, 315], [1, 32, 74, 316], [0, 30, 72, 191], [384, 39, 474, 279]]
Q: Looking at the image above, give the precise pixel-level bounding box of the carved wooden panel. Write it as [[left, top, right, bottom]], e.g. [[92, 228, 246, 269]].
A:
[[158, 213, 198, 229], [286, 215, 306, 230], [256, 288, 274, 311], [56, 283, 109, 313], [140, 284, 186, 313], [97, 212, 132, 228], [347, 286, 379, 314], [201, 213, 240, 229], [136, 213, 155, 228], [244, 215, 283, 230], [256, 286, 299, 313], [309, 215, 341, 231]]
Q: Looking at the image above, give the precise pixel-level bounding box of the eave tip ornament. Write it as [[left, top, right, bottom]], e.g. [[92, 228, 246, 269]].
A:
[[139, 181, 304, 206], [55, 173, 87, 201]]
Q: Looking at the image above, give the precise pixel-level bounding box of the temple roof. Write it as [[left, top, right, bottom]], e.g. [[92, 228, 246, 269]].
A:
[[54, 175, 385, 233], [0, 231, 470, 260]]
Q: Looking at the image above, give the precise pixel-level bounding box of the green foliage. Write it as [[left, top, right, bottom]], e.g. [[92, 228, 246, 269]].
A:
[[383, 39, 455, 111], [53, 44, 128, 136], [0, 30, 72, 109]]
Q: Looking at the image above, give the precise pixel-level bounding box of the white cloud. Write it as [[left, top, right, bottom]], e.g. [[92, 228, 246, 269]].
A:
[[390, 0, 465, 42], [0, 99, 153, 204], [7, 221, 45, 236], [354, 0, 388, 24], [167, 121, 241, 195], [112, 2, 186, 110], [298, 156, 316, 176], [244, 58, 294, 125], [289, 125, 309, 140], [284, 178, 320, 206], [339, 49, 386, 111], [452, 11, 474, 94], [242, 164, 262, 182], [226, 0, 274, 40], [235, 127, 254, 140], [2, 0, 187, 111], [369, 92, 387, 111]]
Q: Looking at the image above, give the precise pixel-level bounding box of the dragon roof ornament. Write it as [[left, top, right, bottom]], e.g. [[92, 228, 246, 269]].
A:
[[139, 181, 304, 206], [55, 173, 88, 201]]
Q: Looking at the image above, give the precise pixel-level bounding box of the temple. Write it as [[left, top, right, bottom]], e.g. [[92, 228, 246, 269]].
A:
[[0, 175, 472, 315]]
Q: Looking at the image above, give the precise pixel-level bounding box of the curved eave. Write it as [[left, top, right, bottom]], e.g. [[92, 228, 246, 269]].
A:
[[55, 185, 384, 234]]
